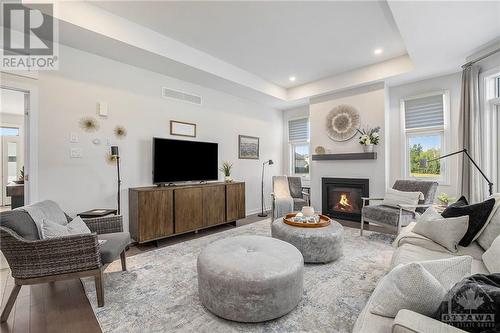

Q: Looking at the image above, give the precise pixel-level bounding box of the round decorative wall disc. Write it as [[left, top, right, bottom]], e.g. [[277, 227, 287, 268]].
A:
[[326, 104, 360, 142]]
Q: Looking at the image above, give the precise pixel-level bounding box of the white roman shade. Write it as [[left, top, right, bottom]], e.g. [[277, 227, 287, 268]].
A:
[[404, 94, 444, 129], [288, 118, 309, 142]]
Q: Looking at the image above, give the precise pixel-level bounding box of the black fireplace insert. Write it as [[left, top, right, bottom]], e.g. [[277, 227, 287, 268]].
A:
[[322, 178, 369, 222]]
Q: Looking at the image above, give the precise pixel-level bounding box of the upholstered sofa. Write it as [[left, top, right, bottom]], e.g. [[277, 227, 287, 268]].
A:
[[353, 201, 500, 333]]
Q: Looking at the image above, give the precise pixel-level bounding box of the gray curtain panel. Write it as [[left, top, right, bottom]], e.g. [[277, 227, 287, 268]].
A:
[[459, 65, 484, 203]]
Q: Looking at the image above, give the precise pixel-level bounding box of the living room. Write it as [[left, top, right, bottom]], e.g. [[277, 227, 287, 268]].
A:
[[0, 1, 499, 333]]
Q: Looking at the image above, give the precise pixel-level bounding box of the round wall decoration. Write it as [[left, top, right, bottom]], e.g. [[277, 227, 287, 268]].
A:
[[326, 104, 360, 142]]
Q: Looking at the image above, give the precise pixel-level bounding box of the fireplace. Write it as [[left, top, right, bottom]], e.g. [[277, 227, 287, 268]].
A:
[[322, 178, 369, 222]]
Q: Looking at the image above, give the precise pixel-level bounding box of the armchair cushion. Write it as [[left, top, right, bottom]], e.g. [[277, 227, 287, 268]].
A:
[[363, 205, 416, 227], [97, 232, 130, 264], [0, 210, 39, 240], [41, 216, 91, 239], [293, 198, 308, 212], [288, 177, 303, 199], [392, 180, 438, 213]]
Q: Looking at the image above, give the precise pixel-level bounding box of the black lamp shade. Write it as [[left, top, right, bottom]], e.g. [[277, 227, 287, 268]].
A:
[[111, 146, 119, 157], [269, 159, 274, 165]]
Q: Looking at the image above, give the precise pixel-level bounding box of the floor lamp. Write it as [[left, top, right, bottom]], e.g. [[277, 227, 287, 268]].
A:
[[427, 148, 493, 196], [111, 146, 121, 214], [258, 159, 274, 217]]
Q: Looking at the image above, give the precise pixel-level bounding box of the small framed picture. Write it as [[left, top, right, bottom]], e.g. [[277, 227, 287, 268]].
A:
[[170, 120, 196, 137], [238, 135, 259, 159]]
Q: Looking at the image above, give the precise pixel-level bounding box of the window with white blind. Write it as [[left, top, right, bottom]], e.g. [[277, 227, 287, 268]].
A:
[[288, 118, 310, 176], [401, 91, 449, 181]]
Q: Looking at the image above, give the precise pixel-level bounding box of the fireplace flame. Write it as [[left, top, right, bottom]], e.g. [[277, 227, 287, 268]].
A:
[[334, 193, 354, 212]]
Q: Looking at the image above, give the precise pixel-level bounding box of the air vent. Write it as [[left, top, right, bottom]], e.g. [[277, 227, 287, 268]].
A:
[[162, 87, 202, 105]]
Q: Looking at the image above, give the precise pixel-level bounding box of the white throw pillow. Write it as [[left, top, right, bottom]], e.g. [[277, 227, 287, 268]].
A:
[[381, 188, 424, 211], [478, 203, 500, 250], [483, 235, 500, 273], [369, 256, 472, 318], [413, 208, 469, 253], [41, 216, 91, 239]]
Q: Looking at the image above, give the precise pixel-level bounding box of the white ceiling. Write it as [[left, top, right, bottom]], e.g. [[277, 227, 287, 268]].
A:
[[0, 89, 25, 116], [93, 1, 407, 88]]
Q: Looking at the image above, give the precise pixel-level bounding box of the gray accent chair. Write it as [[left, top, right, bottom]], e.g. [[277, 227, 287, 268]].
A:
[[360, 180, 438, 236], [0, 207, 130, 322], [271, 176, 310, 220]]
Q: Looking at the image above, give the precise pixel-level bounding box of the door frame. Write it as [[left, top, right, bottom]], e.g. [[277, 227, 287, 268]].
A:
[[1, 75, 39, 205], [0, 123, 23, 206]]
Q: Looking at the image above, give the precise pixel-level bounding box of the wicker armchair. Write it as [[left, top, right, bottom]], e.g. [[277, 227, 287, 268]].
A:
[[0, 210, 129, 322]]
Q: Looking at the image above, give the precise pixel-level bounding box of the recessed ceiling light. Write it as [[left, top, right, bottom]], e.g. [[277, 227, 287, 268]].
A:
[[289, 76, 296, 82], [374, 48, 383, 55]]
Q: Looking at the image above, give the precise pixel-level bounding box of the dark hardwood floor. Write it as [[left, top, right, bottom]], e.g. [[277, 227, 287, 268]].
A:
[[0, 213, 391, 333]]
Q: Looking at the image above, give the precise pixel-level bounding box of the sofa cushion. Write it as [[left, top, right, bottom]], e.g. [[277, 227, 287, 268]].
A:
[[363, 205, 416, 227], [0, 210, 39, 240], [413, 208, 469, 253], [392, 244, 488, 274], [97, 232, 130, 264], [441, 198, 495, 247], [477, 194, 500, 250], [483, 235, 500, 273]]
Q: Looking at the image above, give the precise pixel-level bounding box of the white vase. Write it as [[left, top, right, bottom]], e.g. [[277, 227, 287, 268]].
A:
[[363, 144, 374, 153], [224, 176, 233, 182]]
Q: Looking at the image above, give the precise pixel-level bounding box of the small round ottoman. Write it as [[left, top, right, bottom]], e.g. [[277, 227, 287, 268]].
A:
[[197, 235, 304, 322], [271, 218, 344, 263]]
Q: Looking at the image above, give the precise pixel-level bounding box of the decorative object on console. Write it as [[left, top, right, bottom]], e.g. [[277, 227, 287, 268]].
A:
[[238, 135, 259, 159], [356, 126, 380, 153], [315, 146, 325, 154], [326, 104, 360, 142], [110, 146, 121, 215], [427, 148, 494, 196], [441, 196, 495, 247], [79, 116, 100, 132], [258, 159, 273, 217], [114, 125, 127, 138], [13, 166, 24, 184], [219, 161, 233, 182], [170, 120, 196, 137]]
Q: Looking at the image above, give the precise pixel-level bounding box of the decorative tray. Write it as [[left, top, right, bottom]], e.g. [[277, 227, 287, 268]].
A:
[[283, 213, 331, 228]]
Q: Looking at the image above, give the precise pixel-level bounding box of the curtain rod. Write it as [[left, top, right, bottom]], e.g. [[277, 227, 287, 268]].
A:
[[462, 47, 500, 68]]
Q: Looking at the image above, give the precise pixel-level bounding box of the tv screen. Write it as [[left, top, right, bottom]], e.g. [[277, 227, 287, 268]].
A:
[[153, 138, 218, 184]]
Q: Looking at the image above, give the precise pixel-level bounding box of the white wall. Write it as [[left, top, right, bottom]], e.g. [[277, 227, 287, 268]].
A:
[[309, 84, 387, 211], [388, 72, 462, 198], [28, 45, 283, 231]]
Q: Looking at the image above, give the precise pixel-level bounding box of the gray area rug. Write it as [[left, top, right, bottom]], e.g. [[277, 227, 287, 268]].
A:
[[82, 220, 395, 332]]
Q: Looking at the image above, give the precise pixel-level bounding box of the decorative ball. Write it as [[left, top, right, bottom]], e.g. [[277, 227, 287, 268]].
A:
[[315, 146, 326, 154]]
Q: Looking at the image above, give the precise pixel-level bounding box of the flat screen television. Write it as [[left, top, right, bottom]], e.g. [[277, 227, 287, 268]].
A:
[[153, 137, 218, 184]]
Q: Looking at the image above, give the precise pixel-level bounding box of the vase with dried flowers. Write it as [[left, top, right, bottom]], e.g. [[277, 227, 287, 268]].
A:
[[219, 161, 233, 182], [356, 126, 381, 153]]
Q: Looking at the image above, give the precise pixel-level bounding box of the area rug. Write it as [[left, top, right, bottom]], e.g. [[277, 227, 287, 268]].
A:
[[82, 220, 395, 332]]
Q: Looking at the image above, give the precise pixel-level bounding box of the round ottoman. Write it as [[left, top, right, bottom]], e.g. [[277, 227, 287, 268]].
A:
[[271, 218, 344, 263], [197, 235, 304, 322]]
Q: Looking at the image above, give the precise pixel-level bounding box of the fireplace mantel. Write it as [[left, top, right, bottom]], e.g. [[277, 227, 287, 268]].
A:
[[312, 152, 377, 161]]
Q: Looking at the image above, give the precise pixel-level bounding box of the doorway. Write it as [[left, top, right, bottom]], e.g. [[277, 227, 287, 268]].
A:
[[0, 87, 28, 211]]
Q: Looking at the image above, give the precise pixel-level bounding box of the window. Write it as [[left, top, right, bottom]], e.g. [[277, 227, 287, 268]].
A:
[[401, 92, 448, 181], [0, 126, 19, 136], [288, 118, 310, 176]]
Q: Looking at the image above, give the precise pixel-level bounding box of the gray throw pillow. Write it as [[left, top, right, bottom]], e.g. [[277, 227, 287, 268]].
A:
[[41, 216, 91, 239], [413, 208, 469, 252]]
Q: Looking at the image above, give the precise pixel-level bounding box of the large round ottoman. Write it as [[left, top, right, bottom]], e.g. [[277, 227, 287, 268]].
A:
[[271, 218, 344, 263], [197, 235, 304, 322]]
